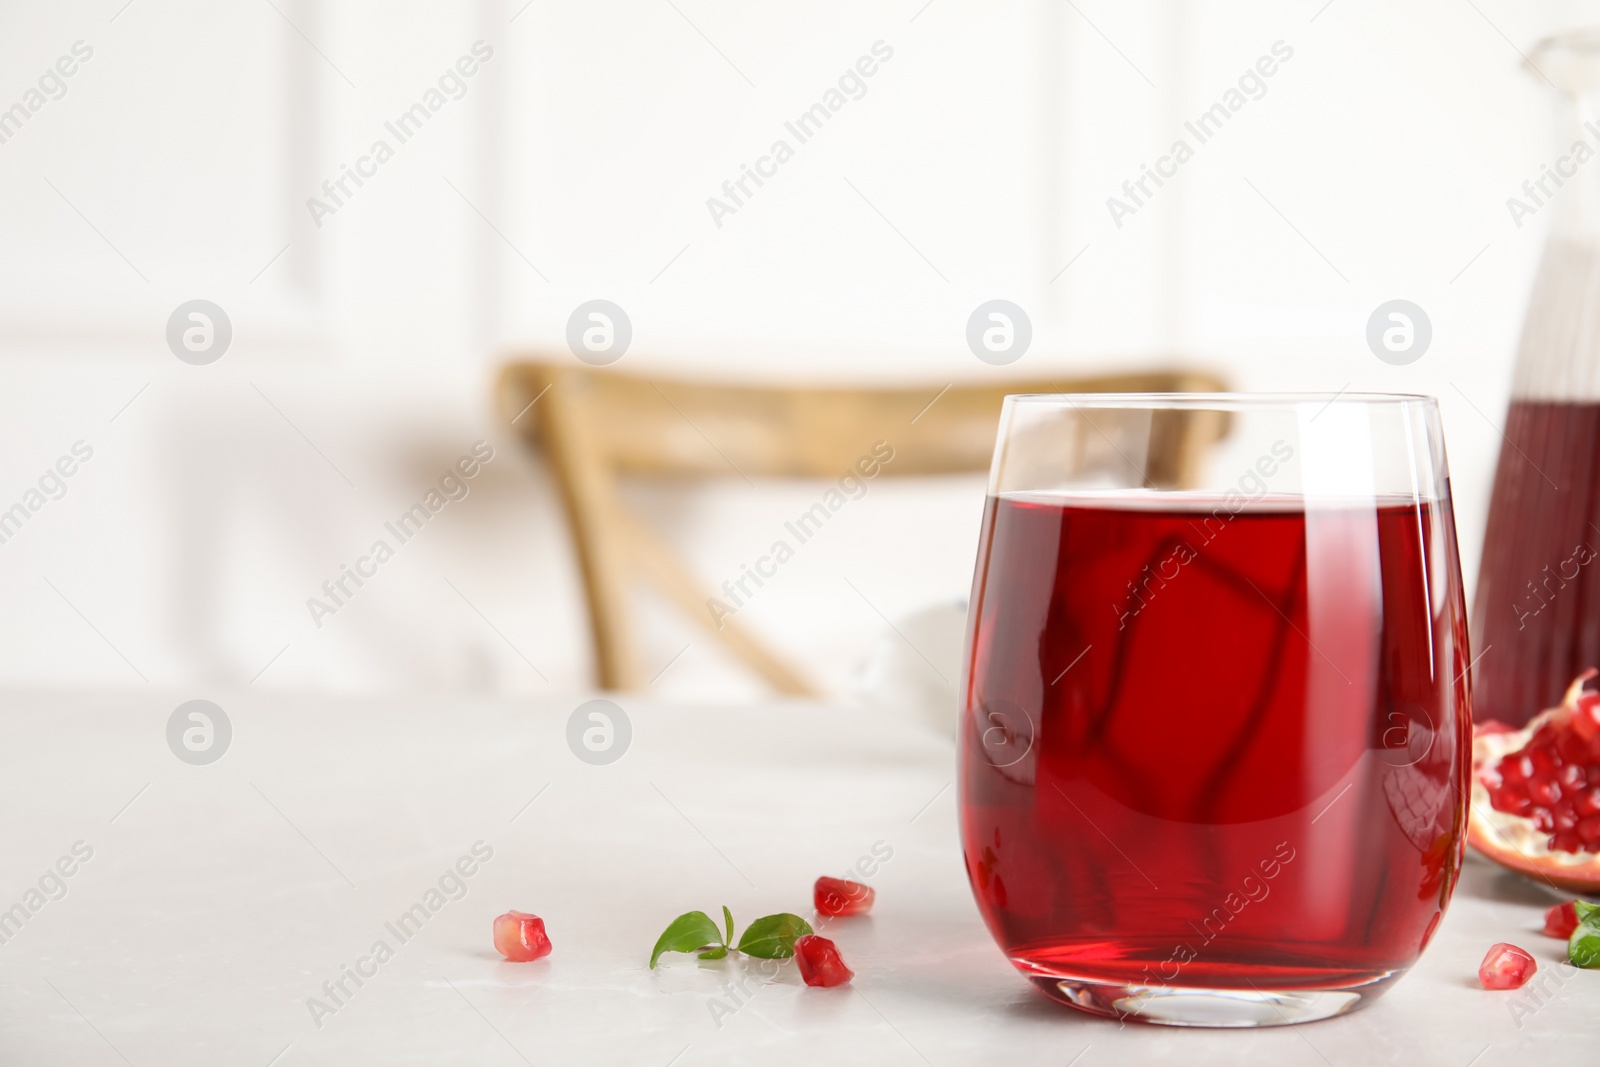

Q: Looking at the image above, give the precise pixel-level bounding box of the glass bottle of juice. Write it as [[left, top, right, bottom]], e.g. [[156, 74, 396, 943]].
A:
[[1473, 31, 1600, 725]]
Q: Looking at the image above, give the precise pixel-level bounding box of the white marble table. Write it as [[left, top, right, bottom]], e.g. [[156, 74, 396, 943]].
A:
[[0, 689, 1590, 1065]]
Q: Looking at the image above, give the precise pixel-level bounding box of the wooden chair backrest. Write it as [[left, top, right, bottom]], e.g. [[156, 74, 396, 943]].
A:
[[499, 362, 1229, 482], [495, 358, 1229, 694]]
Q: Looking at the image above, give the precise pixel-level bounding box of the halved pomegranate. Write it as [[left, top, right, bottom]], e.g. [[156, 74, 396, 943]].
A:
[[1469, 671, 1600, 894]]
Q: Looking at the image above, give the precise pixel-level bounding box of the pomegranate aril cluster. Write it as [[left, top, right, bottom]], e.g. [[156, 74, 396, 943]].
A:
[[1486, 712, 1600, 854]]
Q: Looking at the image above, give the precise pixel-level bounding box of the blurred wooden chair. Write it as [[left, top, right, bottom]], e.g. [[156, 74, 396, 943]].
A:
[[496, 360, 1227, 695]]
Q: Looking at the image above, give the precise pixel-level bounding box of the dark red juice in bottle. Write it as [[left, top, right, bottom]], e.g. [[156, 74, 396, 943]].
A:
[[1471, 232, 1600, 726], [1472, 402, 1600, 726]]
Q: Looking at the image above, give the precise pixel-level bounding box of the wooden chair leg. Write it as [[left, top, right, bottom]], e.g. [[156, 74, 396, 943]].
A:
[[616, 510, 819, 697], [533, 371, 642, 690], [504, 364, 819, 696]]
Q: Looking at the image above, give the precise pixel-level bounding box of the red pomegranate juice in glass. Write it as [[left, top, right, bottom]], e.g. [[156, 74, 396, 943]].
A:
[[960, 395, 1471, 1026]]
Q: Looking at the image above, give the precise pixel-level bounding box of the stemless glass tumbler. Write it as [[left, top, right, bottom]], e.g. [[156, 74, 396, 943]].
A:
[[959, 394, 1472, 1027]]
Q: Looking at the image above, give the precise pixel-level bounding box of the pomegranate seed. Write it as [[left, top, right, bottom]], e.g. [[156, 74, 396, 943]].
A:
[[1533, 810, 1555, 833], [793, 934, 853, 987], [1575, 697, 1600, 739], [1492, 788, 1534, 817], [1576, 788, 1600, 817], [1580, 814, 1600, 847], [493, 910, 551, 962], [1529, 778, 1563, 806], [1502, 755, 1533, 782], [1554, 809, 1579, 833], [1550, 830, 1582, 852], [1560, 762, 1588, 790], [1479, 943, 1537, 990], [814, 877, 876, 917], [1544, 901, 1581, 938]]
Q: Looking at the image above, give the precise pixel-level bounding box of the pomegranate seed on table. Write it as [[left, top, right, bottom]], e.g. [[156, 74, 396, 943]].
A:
[[794, 935, 853, 987], [814, 876, 875, 917], [1479, 943, 1537, 990], [1543, 901, 1580, 939], [493, 910, 552, 962]]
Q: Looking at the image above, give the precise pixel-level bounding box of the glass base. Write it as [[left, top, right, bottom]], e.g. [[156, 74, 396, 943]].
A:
[[1032, 973, 1396, 1027]]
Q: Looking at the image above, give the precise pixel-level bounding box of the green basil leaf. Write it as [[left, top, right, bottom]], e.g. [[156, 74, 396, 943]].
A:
[[1571, 924, 1600, 969], [1574, 900, 1600, 925], [698, 946, 728, 960], [650, 910, 724, 968], [736, 913, 814, 959], [723, 905, 735, 946]]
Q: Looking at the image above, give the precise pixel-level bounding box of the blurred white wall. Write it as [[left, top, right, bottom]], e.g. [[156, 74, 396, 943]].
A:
[[0, 0, 1584, 700]]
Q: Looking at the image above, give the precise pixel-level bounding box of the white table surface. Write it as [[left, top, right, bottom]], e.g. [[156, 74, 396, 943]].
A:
[[0, 689, 1591, 1066]]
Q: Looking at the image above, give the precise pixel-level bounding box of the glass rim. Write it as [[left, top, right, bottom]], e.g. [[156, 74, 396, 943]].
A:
[[1001, 391, 1439, 409]]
